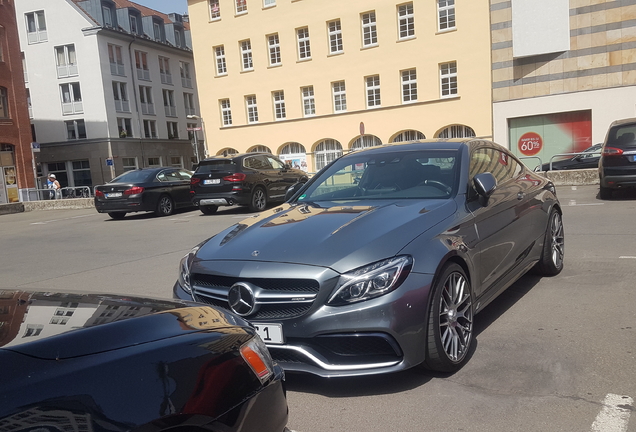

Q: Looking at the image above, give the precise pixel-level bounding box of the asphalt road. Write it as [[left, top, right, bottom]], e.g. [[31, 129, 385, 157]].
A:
[[1, 185, 634, 432]]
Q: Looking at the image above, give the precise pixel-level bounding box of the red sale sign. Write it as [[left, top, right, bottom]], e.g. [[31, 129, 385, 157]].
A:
[[518, 132, 543, 156]]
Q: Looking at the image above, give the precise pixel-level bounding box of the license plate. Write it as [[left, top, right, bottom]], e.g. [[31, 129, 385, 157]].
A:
[[105, 192, 122, 198], [253, 323, 284, 344], [203, 179, 221, 185]]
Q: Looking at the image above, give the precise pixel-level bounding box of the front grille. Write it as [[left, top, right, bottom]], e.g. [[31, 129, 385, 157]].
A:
[[269, 348, 306, 364], [192, 274, 320, 293], [315, 335, 399, 357]]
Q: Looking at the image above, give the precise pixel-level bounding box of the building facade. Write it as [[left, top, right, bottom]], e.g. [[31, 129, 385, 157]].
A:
[[188, 0, 493, 173], [0, 0, 35, 204], [491, 0, 636, 168], [15, 0, 203, 194]]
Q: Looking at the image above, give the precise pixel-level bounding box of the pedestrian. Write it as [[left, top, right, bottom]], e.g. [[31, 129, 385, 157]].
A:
[[47, 174, 61, 199]]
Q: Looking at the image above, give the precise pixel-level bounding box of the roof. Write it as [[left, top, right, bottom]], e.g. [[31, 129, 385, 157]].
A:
[[70, 0, 190, 30]]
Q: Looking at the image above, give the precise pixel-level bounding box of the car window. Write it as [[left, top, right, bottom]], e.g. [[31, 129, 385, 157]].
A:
[[469, 148, 521, 185], [607, 125, 636, 148], [244, 155, 272, 170], [267, 156, 286, 170], [110, 170, 153, 183], [177, 170, 193, 180], [157, 170, 181, 182], [299, 149, 458, 201], [196, 160, 236, 173]]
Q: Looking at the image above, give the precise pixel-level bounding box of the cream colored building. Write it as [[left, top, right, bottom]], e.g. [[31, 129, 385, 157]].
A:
[[490, 0, 636, 167], [187, 0, 492, 172]]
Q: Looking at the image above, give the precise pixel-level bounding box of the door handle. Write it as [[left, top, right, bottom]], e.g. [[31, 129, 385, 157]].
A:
[[517, 192, 525, 200]]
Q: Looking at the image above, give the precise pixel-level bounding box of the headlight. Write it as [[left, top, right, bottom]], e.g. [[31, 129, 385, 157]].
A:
[[327, 256, 412, 306], [240, 336, 275, 383], [177, 246, 200, 295]]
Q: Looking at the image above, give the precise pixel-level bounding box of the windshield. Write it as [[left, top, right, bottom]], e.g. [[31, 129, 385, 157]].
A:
[[196, 159, 237, 173], [111, 170, 154, 183], [298, 149, 459, 202]]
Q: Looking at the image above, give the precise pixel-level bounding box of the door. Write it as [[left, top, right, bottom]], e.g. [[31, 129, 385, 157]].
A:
[[266, 156, 298, 200]]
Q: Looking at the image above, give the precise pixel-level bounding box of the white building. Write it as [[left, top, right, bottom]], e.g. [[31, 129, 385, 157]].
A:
[[15, 0, 202, 189]]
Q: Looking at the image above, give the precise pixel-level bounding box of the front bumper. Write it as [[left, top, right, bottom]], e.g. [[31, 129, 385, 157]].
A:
[[173, 261, 435, 378]]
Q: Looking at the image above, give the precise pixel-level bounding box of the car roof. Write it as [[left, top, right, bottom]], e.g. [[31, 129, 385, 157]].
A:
[[609, 118, 636, 128], [200, 152, 272, 162]]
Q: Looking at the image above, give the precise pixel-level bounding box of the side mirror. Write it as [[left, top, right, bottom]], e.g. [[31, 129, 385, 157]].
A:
[[473, 172, 497, 200], [285, 182, 305, 201]]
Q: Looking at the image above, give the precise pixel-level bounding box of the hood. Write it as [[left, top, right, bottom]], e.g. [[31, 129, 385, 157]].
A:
[[0, 291, 247, 359], [197, 199, 457, 273]]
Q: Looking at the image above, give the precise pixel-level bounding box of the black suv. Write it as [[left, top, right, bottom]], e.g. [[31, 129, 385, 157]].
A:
[[599, 118, 636, 199], [190, 153, 308, 214]]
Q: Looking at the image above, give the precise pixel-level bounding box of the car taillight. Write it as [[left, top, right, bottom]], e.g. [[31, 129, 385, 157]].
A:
[[124, 186, 144, 195], [602, 147, 624, 156], [95, 190, 104, 197], [190, 177, 201, 186], [223, 173, 247, 182], [240, 338, 274, 383]]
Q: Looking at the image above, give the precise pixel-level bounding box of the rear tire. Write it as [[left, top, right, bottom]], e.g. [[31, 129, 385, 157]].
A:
[[156, 195, 174, 216], [423, 263, 474, 373], [533, 208, 564, 276], [200, 205, 218, 215], [599, 186, 612, 200], [249, 187, 267, 212], [108, 212, 126, 220]]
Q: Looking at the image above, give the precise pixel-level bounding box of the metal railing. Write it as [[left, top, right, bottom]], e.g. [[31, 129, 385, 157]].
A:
[[545, 150, 601, 171], [24, 186, 93, 201], [519, 156, 543, 172]]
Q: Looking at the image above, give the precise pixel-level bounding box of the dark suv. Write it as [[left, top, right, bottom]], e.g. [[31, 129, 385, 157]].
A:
[[190, 153, 308, 214], [599, 118, 636, 199]]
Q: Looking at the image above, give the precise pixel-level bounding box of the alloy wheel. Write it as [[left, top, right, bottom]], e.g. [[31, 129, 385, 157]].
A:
[[439, 272, 473, 363], [253, 189, 266, 211], [550, 212, 565, 269], [159, 197, 173, 215]]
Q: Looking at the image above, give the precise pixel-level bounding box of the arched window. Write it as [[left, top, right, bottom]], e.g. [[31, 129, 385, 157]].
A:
[[314, 139, 343, 171], [279, 142, 308, 172], [0, 87, 8, 119], [392, 130, 425, 142], [280, 142, 306, 155], [351, 135, 382, 151], [217, 147, 239, 156], [437, 125, 476, 139], [249, 145, 271, 153]]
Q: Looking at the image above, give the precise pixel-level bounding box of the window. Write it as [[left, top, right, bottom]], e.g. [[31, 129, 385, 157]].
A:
[[26, 88, 32, 118], [352, 135, 382, 150], [66, 119, 86, 140], [147, 156, 161, 167], [22, 52, 28, 82], [328, 20, 343, 54], [366, 75, 381, 108], [209, 0, 221, 20], [438, 0, 456, 31], [332, 81, 346, 113], [0, 36, 3, 62], [301, 86, 315, 117], [401, 69, 417, 103], [240, 40, 253, 71], [398, 3, 415, 39], [123, 157, 138, 171], [361, 12, 378, 47], [55, 44, 77, 78], [440, 61, 457, 97], [180, 61, 192, 87], [23, 325, 43, 338], [315, 139, 343, 171], [273, 91, 286, 120], [245, 95, 258, 123], [215, 45, 227, 75], [437, 125, 475, 139], [393, 130, 425, 142], [108, 43, 125, 76], [117, 117, 133, 138], [170, 156, 183, 167], [297, 27, 311, 60], [469, 148, 521, 185], [103, 6, 113, 27], [71, 160, 92, 187], [143, 120, 157, 138], [264, 0, 276, 7], [250, 145, 272, 153], [135, 50, 150, 81], [153, 22, 162, 42], [130, 15, 139, 34], [159, 56, 172, 84], [235, 0, 248, 14], [139, 86, 154, 115], [163, 89, 176, 117], [0, 87, 8, 118], [167, 121, 179, 139], [184, 93, 195, 116], [220, 99, 232, 126], [112, 82, 129, 112], [267, 34, 281, 66], [60, 82, 83, 115], [25, 11, 47, 44], [175, 30, 183, 48]]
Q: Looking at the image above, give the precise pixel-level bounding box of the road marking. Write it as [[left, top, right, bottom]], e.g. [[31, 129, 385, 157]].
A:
[[619, 256, 636, 259], [30, 214, 95, 225], [591, 394, 633, 432], [567, 200, 604, 206]]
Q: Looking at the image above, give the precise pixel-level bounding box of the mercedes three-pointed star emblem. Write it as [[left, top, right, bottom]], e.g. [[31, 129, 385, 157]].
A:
[[228, 282, 257, 316]]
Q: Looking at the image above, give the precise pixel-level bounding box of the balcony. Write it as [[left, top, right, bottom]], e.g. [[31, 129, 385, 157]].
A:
[[110, 62, 125, 76], [57, 63, 78, 78], [115, 99, 130, 113], [141, 102, 155, 115], [161, 72, 173, 85], [164, 105, 176, 117], [181, 76, 192, 88], [62, 101, 83, 115], [137, 67, 150, 81]]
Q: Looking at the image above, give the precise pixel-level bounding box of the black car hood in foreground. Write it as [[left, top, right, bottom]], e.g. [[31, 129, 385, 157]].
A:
[[197, 199, 457, 272], [0, 291, 246, 359]]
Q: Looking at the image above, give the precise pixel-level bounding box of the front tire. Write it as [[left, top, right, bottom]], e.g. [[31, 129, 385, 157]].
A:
[[156, 195, 174, 216], [423, 263, 474, 373], [108, 212, 126, 220], [200, 205, 218, 215], [249, 187, 267, 212], [533, 208, 564, 276]]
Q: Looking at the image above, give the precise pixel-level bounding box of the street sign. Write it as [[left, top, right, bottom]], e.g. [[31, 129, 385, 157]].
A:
[[187, 127, 202, 131], [31, 142, 40, 152], [106, 158, 113, 166]]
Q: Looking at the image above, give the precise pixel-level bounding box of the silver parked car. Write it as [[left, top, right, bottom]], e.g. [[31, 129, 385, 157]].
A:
[[174, 139, 564, 377]]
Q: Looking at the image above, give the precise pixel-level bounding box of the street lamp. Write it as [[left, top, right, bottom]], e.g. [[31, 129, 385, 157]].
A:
[[186, 114, 207, 163]]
